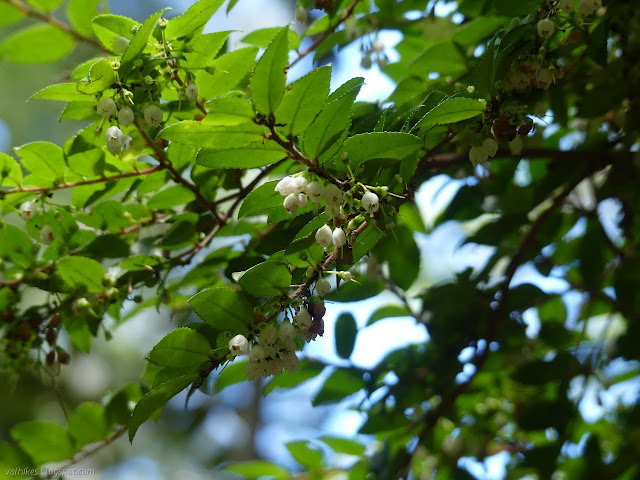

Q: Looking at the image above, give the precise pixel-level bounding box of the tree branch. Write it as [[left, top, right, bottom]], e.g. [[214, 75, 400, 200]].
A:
[[135, 122, 223, 224], [0, 165, 165, 197]]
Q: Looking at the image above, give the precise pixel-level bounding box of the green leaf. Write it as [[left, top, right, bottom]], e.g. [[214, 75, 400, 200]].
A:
[[121, 9, 169, 68], [147, 185, 196, 209], [30, 83, 91, 102], [196, 46, 258, 98], [148, 328, 212, 368], [301, 80, 363, 160], [67, 0, 103, 38], [238, 180, 282, 218], [68, 402, 110, 448], [335, 312, 357, 359], [0, 152, 23, 187], [238, 261, 292, 297], [319, 436, 366, 455], [408, 41, 467, 76], [165, 0, 225, 40], [188, 287, 253, 331], [250, 26, 289, 116], [342, 132, 422, 166], [184, 31, 232, 68], [129, 374, 199, 443], [493, 0, 541, 17], [416, 97, 486, 128], [120, 255, 163, 271], [352, 226, 384, 263], [286, 441, 323, 469], [15, 141, 66, 183], [224, 460, 289, 479], [0, 442, 32, 476], [92, 14, 140, 54], [242, 27, 300, 50], [367, 305, 411, 326], [284, 234, 325, 268], [0, 24, 74, 64], [312, 369, 365, 406], [57, 256, 106, 293], [374, 225, 420, 290], [216, 359, 249, 391], [160, 121, 266, 148], [10, 421, 74, 465], [275, 65, 331, 136], [197, 143, 286, 169], [0, 225, 35, 268], [77, 59, 116, 94], [452, 17, 507, 46], [0, 3, 25, 27]]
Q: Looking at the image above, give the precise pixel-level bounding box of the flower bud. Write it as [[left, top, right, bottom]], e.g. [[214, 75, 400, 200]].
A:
[[260, 323, 278, 345], [40, 225, 55, 245], [293, 176, 308, 193], [360, 54, 372, 69], [144, 75, 154, 85], [297, 193, 308, 209], [105, 126, 124, 155], [186, 83, 198, 103], [97, 98, 117, 118], [279, 321, 296, 340], [537, 19, 555, 38], [373, 38, 384, 52], [315, 224, 333, 249], [249, 345, 265, 362], [20, 202, 35, 221], [295, 5, 307, 23], [294, 308, 312, 329], [361, 191, 379, 214], [275, 176, 296, 196], [143, 104, 163, 127], [482, 138, 499, 157], [283, 193, 299, 215], [307, 181, 324, 203], [118, 106, 135, 127], [305, 266, 315, 278], [332, 227, 346, 247], [315, 277, 331, 296], [112, 36, 130, 53], [325, 204, 340, 218], [468, 146, 488, 165], [229, 334, 249, 356], [323, 184, 342, 205]]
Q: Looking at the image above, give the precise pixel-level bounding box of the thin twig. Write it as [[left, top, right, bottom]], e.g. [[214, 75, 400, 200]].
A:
[[0, 165, 165, 197], [40, 426, 128, 479]]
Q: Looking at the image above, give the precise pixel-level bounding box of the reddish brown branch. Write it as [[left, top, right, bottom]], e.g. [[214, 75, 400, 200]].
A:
[[1, 165, 165, 197]]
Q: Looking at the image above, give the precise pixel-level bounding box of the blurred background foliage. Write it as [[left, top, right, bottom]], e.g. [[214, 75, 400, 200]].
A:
[[0, 0, 639, 479]]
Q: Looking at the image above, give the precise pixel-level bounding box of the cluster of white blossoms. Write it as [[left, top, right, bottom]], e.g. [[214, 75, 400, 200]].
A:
[[469, 138, 499, 165], [275, 175, 312, 214], [315, 224, 346, 249], [557, 0, 602, 16], [97, 95, 167, 155], [504, 60, 561, 93], [228, 303, 326, 380]]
